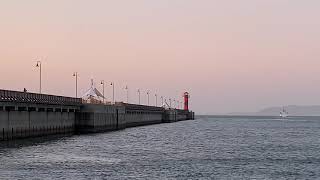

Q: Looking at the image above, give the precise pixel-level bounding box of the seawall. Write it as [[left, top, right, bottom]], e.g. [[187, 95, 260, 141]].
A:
[[0, 89, 195, 141]]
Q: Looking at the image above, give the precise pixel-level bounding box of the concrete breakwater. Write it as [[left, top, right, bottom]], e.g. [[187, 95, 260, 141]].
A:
[[0, 89, 195, 141]]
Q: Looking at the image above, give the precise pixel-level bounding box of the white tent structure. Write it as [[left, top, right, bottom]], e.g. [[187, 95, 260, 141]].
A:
[[82, 79, 105, 104]]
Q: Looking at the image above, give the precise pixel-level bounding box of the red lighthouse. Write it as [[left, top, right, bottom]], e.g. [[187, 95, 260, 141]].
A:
[[183, 92, 190, 111]]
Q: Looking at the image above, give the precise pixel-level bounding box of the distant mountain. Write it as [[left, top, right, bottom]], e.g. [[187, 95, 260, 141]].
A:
[[229, 105, 320, 116]]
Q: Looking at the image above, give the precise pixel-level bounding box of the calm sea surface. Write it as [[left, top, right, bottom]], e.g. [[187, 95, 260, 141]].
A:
[[1, 116, 320, 179]]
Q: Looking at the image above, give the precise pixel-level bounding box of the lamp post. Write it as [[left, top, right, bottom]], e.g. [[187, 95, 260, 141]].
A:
[[35, 61, 42, 94], [137, 89, 141, 105], [110, 82, 115, 104], [147, 91, 150, 106], [169, 98, 172, 108], [101, 80, 105, 103], [155, 94, 158, 107], [161, 96, 164, 107], [125, 85, 129, 103], [73, 72, 78, 98]]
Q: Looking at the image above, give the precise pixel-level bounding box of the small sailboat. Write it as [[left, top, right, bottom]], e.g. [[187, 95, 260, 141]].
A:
[[280, 107, 289, 118]]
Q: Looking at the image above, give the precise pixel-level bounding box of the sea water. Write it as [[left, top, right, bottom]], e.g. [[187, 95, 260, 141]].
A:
[[0, 116, 320, 179]]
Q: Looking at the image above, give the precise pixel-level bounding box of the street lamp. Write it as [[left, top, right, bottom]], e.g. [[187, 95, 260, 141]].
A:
[[137, 89, 141, 105], [101, 80, 105, 103], [35, 61, 42, 94], [73, 72, 78, 98], [155, 94, 158, 107], [125, 85, 129, 103], [161, 96, 164, 107], [147, 90, 150, 106], [110, 82, 115, 104]]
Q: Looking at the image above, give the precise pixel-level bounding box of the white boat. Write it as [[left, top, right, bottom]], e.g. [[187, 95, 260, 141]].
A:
[[280, 107, 289, 118]]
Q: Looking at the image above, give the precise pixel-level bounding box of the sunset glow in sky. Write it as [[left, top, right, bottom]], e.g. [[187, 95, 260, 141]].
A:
[[1, 0, 320, 114]]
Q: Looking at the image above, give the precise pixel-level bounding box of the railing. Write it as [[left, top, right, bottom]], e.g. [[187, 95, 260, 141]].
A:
[[0, 89, 82, 106]]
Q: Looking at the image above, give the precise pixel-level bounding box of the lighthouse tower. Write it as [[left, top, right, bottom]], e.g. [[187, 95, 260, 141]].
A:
[[183, 92, 190, 111]]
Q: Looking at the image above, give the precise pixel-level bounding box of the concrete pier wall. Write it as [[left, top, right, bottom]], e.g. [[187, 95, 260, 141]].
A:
[[0, 104, 78, 140], [0, 89, 195, 141], [76, 104, 166, 132], [0, 103, 194, 141], [125, 113, 163, 127], [0, 89, 81, 140], [76, 104, 126, 133], [163, 109, 195, 123], [123, 104, 164, 127]]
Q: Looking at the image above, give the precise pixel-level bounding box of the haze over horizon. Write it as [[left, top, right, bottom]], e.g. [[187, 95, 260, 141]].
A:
[[1, 0, 320, 115]]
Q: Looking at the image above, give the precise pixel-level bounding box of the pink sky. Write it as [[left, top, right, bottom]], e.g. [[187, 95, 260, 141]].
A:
[[1, 0, 320, 114]]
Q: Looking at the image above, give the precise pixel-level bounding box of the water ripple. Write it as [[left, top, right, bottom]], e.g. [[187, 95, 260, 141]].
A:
[[1, 117, 320, 179]]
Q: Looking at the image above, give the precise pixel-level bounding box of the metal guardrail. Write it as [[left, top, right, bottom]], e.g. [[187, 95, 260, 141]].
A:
[[0, 89, 82, 106]]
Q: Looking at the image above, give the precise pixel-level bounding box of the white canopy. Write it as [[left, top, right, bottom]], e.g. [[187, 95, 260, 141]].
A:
[[82, 79, 105, 103]]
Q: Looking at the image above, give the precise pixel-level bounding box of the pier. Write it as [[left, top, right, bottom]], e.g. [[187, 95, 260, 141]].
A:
[[0, 89, 195, 141]]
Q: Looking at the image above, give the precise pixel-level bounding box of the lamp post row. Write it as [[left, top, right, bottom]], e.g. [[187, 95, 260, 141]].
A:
[[35, 61, 182, 108]]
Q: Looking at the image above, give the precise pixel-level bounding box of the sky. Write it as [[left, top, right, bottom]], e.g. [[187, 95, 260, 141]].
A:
[[0, 0, 320, 114]]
